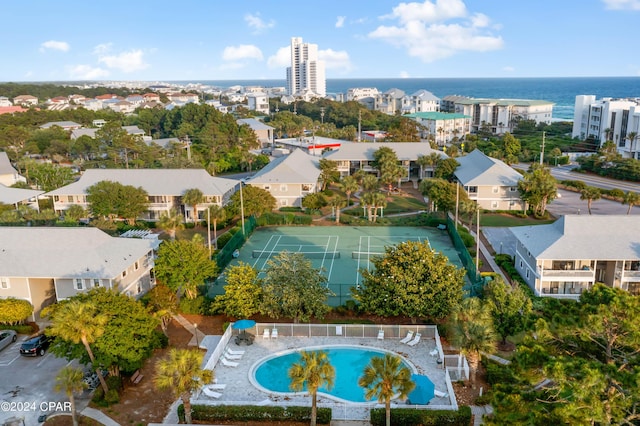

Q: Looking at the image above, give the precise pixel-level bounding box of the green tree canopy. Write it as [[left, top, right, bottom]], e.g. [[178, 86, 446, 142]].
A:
[[0, 298, 33, 325], [154, 238, 218, 300], [419, 178, 469, 212], [517, 163, 557, 217], [226, 185, 276, 218], [260, 252, 332, 323], [86, 180, 149, 223], [433, 157, 459, 181], [28, 162, 75, 192], [354, 240, 465, 320], [318, 158, 339, 191], [211, 262, 262, 319], [483, 277, 532, 344]]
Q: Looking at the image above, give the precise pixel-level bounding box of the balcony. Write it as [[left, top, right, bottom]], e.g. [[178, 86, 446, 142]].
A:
[[541, 269, 594, 280]]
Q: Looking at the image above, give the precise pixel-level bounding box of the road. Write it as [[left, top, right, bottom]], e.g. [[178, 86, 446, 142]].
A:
[[516, 163, 640, 193], [0, 336, 86, 426]]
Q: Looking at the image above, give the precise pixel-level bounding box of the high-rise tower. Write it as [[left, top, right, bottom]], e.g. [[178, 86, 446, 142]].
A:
[[286, 37, 326, 97]]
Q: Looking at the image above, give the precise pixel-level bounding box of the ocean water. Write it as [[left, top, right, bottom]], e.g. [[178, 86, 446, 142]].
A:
[[173, 77, 640, 121]]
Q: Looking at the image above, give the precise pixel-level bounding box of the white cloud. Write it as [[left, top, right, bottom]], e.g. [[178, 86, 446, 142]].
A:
[[319, 49, 352, 72], [369, 0, 503, 63], [399, 71, 410, 78], [222, 45, 264, 61], [68, 64, 109, 80], [336, 16, 346, 28], [267, 46, 291, 69], [245, 13, 275, 33], [97, 49, 148, 73], [40, 40, 70, 52], [93, 43, 113, 55], [602, 0, 640, 10]]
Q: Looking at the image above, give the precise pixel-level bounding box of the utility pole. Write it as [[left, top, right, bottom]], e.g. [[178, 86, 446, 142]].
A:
[[320, 107, 325, 124], [207, 207, 211, 258], [357, 110, 362, 142], [184, 135, 192, 161], [539, 131, 546, 165]]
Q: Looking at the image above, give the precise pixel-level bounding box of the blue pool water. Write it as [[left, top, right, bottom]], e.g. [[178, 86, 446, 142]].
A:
[[253, 347, 417, 403]]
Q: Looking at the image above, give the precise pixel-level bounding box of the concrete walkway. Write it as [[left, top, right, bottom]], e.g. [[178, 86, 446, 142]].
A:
[[81, 406, 121, 426], [172, 314, 207, 348]]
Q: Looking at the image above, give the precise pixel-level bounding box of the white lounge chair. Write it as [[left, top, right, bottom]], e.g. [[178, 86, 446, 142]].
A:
[[271, 328, 278, 339], [335, 325, 343, 336], [262, 329, 270, 339], [202, 387, 222, 398], [224, 351, 243, 360], [377, 329, 384, 340], [434, 390, 448, 398], [220, 356, 239, 367], [226, 348, 245, 356], [207, 384, 227, 391], [407, 333, 422, 347], [429, 348, 439, 357], [399, 331, 414, 344]]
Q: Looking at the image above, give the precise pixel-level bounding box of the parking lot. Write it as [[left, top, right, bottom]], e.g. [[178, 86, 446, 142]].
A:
[[0, 335, 87, 425]]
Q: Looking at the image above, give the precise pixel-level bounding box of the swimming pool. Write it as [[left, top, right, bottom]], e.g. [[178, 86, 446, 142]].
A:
[[252, 346, 417, 403]]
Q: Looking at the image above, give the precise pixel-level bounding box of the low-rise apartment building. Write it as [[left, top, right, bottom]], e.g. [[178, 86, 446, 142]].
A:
[[511, 215, 640, 299], [46, 169, 238, 222]]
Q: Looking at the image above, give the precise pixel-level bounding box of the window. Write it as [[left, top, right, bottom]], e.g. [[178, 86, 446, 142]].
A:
[[75, 279, 84, 290], [509, 186, 517, 192], [467, 186, 477, 193], [492, 186, 499, 194], [0, 278, 8, 289], [491, 201, 499, 209], [122, 270, 127, 278], [301, 184, 311, 191], [135, 261, 139, 271], [520, 260, 523, 268], [93, 279, 101, 288], [67, 196, 74, 203], [263, 185, 271, 191], [280, 184, 287, 192], [280, 199, 288, 206], [526, 269, 530, 278]]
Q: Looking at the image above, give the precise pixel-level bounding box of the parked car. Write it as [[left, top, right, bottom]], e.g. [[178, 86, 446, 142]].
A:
[[19, 334, 52, 356], [0, 330, 17, 352]]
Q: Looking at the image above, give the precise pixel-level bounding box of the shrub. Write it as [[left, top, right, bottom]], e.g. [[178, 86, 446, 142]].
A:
[[0, 324, 35, 334], [181, 404, 332, 424], [104, 389, 120, 404], [106, 375, 123, 392], [179, 296, 211, 315], [0, 298, 34, 325], [150, 329, 169, 349], [370, 406, 472, 426], [216, 232, 233, 249]]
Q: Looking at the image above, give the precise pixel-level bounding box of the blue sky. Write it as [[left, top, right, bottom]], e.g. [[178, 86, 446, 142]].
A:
[[3, 0, 640, 82]]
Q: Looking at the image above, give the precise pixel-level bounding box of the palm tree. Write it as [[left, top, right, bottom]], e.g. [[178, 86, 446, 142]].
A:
[[54, 366, 87, 426], [361, 174, 379, 193], [289, 350, 335, 426], [626, 131, 638, 154], [580, 187, 601, 215], [416, 154, 433, 179], [358, 353, 415, 426], [182, 188, 204, 224], [450, 297, 496, 389], [338, 175, 359, 207], [328, 196, 346, 224], [622, 191, 640, 215], [157, 208, 184, 240], [44, 300, 110, 394], [370, 192, 387, 222], [361, 192, 376, 221], [155, 348, 213, 425], [206, 204, 227, 249]]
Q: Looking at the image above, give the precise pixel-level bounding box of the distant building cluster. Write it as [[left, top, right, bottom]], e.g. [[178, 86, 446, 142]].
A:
[[572, 95, 640, 159]]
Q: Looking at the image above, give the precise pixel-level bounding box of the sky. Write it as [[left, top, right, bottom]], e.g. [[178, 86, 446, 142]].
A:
[[2, 0, 640, 82]]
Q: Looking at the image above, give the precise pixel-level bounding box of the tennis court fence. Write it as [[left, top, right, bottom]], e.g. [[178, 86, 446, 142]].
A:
[[252, 250, 341, 259]]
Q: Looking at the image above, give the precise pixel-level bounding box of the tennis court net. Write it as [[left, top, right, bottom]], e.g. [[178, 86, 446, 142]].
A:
[[252, 250, 341, 259], [351, 251, 385, 259]]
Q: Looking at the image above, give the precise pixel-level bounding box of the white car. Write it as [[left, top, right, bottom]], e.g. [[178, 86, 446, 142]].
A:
[[0, 330, 17, 352]]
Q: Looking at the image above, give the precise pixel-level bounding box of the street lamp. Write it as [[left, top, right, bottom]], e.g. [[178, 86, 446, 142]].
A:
[[194, 323, 199, 348]]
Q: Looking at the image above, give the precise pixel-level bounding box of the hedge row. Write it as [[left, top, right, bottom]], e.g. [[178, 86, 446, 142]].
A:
[[370, 406, 472, 426], [257, 212, 313, 226], [179, 404, 332, 424]]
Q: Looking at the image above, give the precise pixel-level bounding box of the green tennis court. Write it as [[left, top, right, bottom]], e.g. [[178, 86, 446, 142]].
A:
[[210, 226, 464, 306]]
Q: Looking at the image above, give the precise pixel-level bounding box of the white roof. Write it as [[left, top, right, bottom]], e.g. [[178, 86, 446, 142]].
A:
[[323, 142, 445, 161], [0, 183, 43, 205], [46, 169, 238, 197], [249, 148, 320, 184], [39, 121, 81, 129], [454, 149, 522, 186], [510, 215, 640, 260], [0, 227, 155, 279], [0, 152, 18, 175], [237, 118, 274, 131]]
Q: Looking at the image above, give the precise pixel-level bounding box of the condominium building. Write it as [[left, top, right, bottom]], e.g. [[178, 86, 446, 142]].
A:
[[405, 112, 471, 145], [571, 95, 640, 159], [286, 37, 326, 97], [449, 97, 554, 134]]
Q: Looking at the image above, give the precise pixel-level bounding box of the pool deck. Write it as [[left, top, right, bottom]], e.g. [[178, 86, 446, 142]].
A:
[[193, 334, 455, 421]]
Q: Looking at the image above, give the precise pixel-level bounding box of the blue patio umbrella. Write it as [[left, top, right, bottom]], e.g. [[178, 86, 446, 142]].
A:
[[232, 319, 256, 330], [407, 374, 435, 405]]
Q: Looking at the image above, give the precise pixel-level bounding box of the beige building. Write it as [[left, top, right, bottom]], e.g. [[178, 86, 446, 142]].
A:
[[46, 169, 238, 222], [0, 152, 27, 186], [511, 215, 640, 299], [246, 148, 320, 208], [454, 149, 524, 211], [0, 227, 156, 320]]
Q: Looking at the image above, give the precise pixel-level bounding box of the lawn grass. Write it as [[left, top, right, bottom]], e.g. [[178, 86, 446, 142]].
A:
[[384, 194, 428, 213], [481, 213, 555, 227]]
